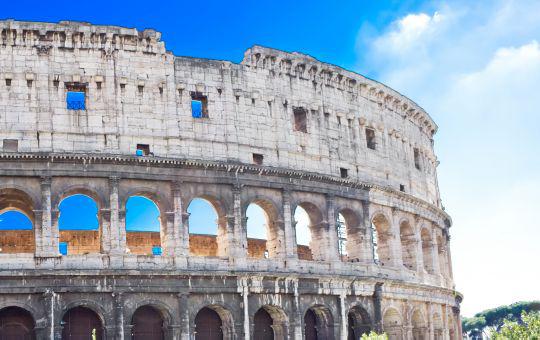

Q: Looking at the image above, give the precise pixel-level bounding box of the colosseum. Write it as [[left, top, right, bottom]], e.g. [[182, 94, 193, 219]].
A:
[[0, 20, 462, 340]]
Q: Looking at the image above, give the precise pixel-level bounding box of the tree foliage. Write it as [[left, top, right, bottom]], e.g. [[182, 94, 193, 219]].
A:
[[360, 331, 388, 340], [462, 301, 540, 337], [492, 311, 540, 339]]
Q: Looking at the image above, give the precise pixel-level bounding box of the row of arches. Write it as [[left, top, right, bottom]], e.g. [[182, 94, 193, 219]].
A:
[[0, 186, 451, 277], [0, 302, 372, 340], [382, 306, 456, 340]]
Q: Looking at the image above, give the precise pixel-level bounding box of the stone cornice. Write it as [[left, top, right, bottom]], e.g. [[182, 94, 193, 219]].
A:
[[0, 151, 452, 226]]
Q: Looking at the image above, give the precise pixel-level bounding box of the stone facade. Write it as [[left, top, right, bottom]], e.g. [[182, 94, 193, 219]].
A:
[[0, 20, 461, 340]]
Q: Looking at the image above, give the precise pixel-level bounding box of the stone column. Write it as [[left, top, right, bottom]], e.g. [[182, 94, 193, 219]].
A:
[[324, 194, 340, 262], [240, 278, 250, 340], [282, 189, 298, 260], [231, 185, 247, 260], [40, 290, 55, 340], [39, 176, 58, 256], [339, 293, 347, 340], [390, 208, 404, 268], [100, 209, 111, 254], [360, 200, 375, 264], [113, 292, 124, 340], [372, 282, 383, 333], [431, 229, 441, 275], [172, 182, 188, 257], [404, 325, 413, 340], [163, 212, 175, 256], [292, 279, 303, 340], [109, 177, 124, 254], [178, 293, 190, 340], [33, 209, 43, 256]]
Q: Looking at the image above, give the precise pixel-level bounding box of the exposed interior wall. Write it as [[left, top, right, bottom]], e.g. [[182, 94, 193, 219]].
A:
[[0, 230, 34, 253], [126, 231, 161, 255], [60, 230, 100, 254]]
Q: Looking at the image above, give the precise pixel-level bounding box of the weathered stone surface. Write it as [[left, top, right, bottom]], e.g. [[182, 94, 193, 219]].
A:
[[0, 20, 461, 340]]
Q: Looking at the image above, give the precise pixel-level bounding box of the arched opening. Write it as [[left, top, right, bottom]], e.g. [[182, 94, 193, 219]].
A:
[[246, 203, 270, 259], [371, 214, 392, 266], [0, 188, 36, 254], [382, 308, 402, 340], [253, 308, 273, 340], [126, 196, 162, 255], [303, 306, 334, 340], [399, 221, 417, 270], [58, 194, 100, 255], [294, 205, 312, 260], [194, 307, 223, 340], [421, 229, 434, 274], [347, 305, 371, 340], [188, 198, 226, 257], [131, 305, 164, 340], [437, 235, 448, 278], [0, 306, 35, 339], [294, 203, 324, 261], [432, 313, 443, 340], [411, 309, 427, 340], [336, 213, 348, 261], [337, 209, 364, 262], [61, 306, 103, 340]]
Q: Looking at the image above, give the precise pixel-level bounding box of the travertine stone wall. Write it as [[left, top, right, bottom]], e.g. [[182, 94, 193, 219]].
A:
[[0, 20, 461, 340]]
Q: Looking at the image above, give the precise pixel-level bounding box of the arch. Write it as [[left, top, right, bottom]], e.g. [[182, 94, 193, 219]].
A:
[[371, 213, 392, 266], [382, 307, 403, 340], [61, 306, 104, 340], [194, 305, 234, 340], [411, 309, 427, 340], [0, 306, 36, 340], [347, 305, 371, 340], [245, 198, 282, 259], [303, 305, 334, 340], [294, 202, 324, 261], [432, 312, 443, 340], [125, 196, 162, 255], [337, 208, 363, 262], [58, 194, 100, 255], [420, 228, 434, 274], [253, 305, 289, 340], [131, 305, 164, 340], [399, 220, 417, 270], [437, 235, 448, 278], [0, 188, 36, 254], [54, 186, 105, 212], [188, 197, 227, 257]]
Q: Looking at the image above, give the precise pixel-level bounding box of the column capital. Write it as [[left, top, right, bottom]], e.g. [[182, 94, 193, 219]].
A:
[[232, 183, 243, 194], [181, 212, 190, 223], [100, 209, 111, 221], [171, 180, 183, 193], [164, 211, 175, 223], [40, 176, 51, 188], [109, 176, 120, 187]]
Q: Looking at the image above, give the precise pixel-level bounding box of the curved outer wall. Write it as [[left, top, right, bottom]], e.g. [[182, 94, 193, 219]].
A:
[[0, 20, 461, 340]]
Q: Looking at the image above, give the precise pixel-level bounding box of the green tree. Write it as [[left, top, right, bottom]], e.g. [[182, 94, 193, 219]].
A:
[[492, 311, 540, 339], [360, 331, 388, 340]]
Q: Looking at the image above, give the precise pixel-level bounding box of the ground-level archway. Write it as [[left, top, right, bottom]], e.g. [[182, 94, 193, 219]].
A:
[[131, 305, 164, 340], [304, 305, 334, 340], [252, 305, 288, 340], [347, 305, 371, 340], [253, 308, 273, 340], [0, 306, 35, 340], [194, 307, 223, 340], [61, 306, 103, 340]]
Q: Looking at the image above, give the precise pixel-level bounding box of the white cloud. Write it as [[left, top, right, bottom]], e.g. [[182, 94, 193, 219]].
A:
[[358, 0, 540, 316]]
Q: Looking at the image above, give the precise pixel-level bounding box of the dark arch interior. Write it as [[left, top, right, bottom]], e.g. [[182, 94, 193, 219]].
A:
[[131, 305, 164, 340], [347, 306, 371, 340], [304, 307, 334, 340], [0, 306, 35, 340], [61, 306, 103, 340], [195, 307, 223, 340], [253, 308, 274, 340]]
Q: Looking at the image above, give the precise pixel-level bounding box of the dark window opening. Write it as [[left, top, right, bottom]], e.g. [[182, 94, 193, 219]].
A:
[[26, 80, 33, 87], [138, 85, 144, 94], [400, 184, 405, 192], [53, 79, 59, 88], [191, 92, 208, 118], [120, 83, 126, 91], [96, 81, 102, 90], [253, 153, 264, 165], [337, 116, 342, 126], [3, 139, 18, 152], [136, 144, 150, 156], [366, 128, 376, 150], [340, 168, 348, 178], [66, 83, 87, 110], [217, 88, 222, 95], [235, 95, 240, 103], [293, 107, 308, 132], [251, 98, 255, 105], [414, 148, 421, 170], [5, 79, 11, 87]]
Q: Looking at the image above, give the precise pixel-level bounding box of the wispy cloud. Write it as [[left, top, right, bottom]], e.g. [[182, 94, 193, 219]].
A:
[[357, 0, 540, 316]]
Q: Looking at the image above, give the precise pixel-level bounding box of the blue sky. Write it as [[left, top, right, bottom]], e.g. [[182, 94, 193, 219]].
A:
[[0, 0, 539, 317]]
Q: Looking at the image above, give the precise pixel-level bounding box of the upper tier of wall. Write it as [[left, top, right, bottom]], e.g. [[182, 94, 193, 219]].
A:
[[0, 20, 442, 207]]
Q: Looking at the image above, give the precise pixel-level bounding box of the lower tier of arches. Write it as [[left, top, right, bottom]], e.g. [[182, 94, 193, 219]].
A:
[[0, 273, 461, 340]]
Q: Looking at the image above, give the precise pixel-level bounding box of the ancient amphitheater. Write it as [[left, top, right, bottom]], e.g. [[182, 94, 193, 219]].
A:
[[0, 20, 462, 340]]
